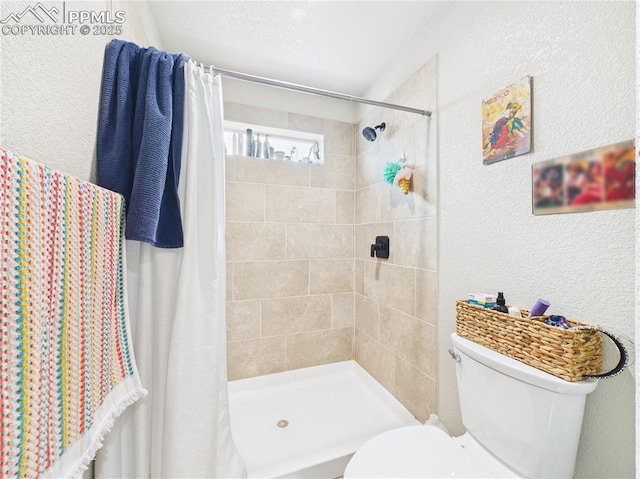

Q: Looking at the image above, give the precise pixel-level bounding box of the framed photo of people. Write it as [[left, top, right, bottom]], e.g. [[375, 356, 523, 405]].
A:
[[532, 140, 635, 215]]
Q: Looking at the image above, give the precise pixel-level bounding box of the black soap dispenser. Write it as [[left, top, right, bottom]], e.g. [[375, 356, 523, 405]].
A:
[[493, 292, 509, 313]]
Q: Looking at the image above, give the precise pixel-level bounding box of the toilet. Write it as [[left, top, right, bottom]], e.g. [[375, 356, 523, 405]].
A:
[[344, 333, 599, 478]]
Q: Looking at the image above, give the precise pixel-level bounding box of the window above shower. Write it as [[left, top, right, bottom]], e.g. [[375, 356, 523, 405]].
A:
[[224, 120, 324, 164]]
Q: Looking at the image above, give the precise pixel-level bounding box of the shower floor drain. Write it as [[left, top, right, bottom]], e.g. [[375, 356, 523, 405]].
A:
[[276, 419, 289, 429]]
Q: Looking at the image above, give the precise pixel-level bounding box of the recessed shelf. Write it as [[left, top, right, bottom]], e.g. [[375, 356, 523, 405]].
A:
[[224, 120, 324, 164]]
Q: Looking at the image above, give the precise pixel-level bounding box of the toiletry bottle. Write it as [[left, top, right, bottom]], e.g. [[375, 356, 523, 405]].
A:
[[492, 292, 509, 313], [245, 129, 253, 156], [231, 132, 239, 156], [508, 306, 522, 317], [263, 135, 271, 159], [255, 134, 262, 158], [529, 298, 550, 317]]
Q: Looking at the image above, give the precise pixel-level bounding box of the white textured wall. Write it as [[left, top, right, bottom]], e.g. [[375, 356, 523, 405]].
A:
[[1, 1, 106, 180], [365, 2, 635, 477], [0, 4, 154, 478], [0, 0, 153, 180], [636, 3, 640, 475]]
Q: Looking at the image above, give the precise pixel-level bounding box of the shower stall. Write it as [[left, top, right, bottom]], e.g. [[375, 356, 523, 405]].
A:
[[223, 57, 438, 477]]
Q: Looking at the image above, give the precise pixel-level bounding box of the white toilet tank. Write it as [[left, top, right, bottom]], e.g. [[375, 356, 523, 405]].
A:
[[451, 333, 598, 479]]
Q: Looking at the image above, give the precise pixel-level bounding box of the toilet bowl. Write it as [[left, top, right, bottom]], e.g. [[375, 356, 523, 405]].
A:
[[344, 333, 598, 479]]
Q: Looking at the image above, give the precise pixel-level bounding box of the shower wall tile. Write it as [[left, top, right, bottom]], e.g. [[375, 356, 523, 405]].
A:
[[336, 190, 355, 225], [309, 259, 354, 294], [226, 156, 236, 182], [265, 185, 336, 223], [380, 126, 418, 180], [394, 357, 437, 423], [394, 217, 437, 270], [233, 260, 309, 300], [227, 300, 261, 341], [363, 261, 415, 316], [225, 104, 356, 380], [310, 154, 355, 190], [415, 269, 437, 325], [226, 72, 438, 392], [355, 329, 395, 394], [356, 103, 397, 159], [380, 183, 429, 225], [285, 327, 353, 370], [226, 222, 286, 261], [332, 293, 355, 329], [353, 58, 438, 420], [286, 224, 353, 259], [261, 295, 331, 336], [379, 305, 437, 378], [355, 144, 389, 190], [354, 222, 394, 262], [226, 262, 234, 302], [394, 58, 437, 132], [287, 114, 355, 157], [402, 163, 437, 219], [233, 156, 310, 186], [226, 182, 265, 222], [354, 184, 382, 225], [224, 102, 289, 129], [355, 293, 379, 340], [227, 336, 286, 381], [411, 120, 435, 168], [355, 260, 364, 295]]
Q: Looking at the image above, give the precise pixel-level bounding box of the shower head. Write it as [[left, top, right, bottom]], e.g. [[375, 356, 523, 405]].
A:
[[362, 122, 386, 142]]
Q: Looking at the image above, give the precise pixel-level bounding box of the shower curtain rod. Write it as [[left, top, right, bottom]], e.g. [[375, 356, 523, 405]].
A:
[[207, 66, 432, 117]]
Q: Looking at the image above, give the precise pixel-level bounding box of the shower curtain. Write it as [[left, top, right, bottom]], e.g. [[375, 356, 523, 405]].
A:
[[94, 62, 246, 478]]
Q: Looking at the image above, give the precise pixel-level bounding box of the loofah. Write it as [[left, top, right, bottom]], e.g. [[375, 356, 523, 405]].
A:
[[398, 177, 411, 194], [394, 166, 413, 194], [383, 161, 402, 184]]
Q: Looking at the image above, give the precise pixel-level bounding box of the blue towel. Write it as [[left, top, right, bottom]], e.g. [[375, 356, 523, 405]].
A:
[[97, 39, 189, 248]]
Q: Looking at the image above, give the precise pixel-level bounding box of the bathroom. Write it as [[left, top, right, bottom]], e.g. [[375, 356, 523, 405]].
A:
[[0, 1, 635, 478]]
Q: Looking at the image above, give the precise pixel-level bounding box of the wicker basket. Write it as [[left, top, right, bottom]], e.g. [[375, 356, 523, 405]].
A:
[[455, 300, 603, 381]]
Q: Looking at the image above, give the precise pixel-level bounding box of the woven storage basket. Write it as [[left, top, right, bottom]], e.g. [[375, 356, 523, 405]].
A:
[[455, 300, 603, 381]]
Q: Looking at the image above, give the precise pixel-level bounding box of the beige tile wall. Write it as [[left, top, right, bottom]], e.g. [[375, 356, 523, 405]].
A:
[[225, 102, 356, 380], [224, 57, 438, 423], [354, 58, 438, 422]]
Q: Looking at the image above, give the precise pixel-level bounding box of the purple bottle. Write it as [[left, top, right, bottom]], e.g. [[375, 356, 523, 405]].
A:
[[529, 299, 550, 317]]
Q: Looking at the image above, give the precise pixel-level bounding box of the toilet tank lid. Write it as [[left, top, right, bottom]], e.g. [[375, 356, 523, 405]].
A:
[[451, 333, 598, 395]]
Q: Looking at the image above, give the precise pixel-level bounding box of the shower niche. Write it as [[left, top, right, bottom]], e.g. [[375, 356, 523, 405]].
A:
[[224, 120, 324, 164]]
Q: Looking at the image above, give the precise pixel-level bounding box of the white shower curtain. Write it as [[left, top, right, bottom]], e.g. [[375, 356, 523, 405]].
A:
[[94, 62, 246, 478]]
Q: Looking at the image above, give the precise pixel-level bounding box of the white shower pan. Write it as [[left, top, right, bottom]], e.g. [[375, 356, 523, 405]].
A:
[[228, 360, 420, 479]]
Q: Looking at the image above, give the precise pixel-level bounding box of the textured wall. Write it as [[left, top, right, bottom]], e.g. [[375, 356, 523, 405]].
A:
[[0, 1, 152, 180], [363, 2, 635, 477], [0, 3, 154, 479], [224, 102, 356, 380], [353, 58, 437, 422]]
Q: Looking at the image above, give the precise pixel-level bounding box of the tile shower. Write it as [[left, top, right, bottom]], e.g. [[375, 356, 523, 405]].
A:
[[225, 57, 437, 422]]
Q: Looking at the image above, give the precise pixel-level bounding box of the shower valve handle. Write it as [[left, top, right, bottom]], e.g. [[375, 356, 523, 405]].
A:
[[370, 236, 390, 259]]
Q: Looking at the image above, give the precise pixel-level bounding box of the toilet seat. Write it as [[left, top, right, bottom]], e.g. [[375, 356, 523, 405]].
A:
[[344, 426, 513, 478]]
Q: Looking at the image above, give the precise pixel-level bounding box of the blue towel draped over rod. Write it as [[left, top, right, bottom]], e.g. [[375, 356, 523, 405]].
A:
[[97, 39, 189, 248]]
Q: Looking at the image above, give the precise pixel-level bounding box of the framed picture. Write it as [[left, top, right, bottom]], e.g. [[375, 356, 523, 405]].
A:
[[532, 140, 635, 215], [482, 76, 532, 165]]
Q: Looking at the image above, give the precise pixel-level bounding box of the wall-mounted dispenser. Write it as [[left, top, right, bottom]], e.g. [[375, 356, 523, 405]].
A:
[[370, 236, 390, 259]]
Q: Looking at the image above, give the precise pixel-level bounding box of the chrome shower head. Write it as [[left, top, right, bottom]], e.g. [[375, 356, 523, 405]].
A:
[[362, 122, 386, 142]]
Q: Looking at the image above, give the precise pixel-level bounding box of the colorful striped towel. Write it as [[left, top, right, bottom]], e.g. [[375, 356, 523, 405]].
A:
[[0, 147, 146, 478]]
